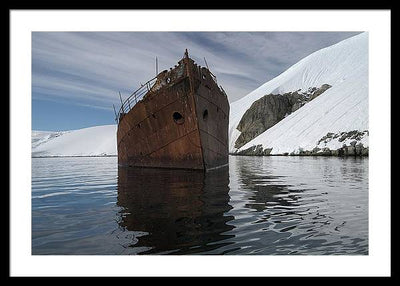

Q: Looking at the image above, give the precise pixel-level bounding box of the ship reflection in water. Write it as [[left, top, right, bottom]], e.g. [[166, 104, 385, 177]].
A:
[[117, 166, 235, 254]]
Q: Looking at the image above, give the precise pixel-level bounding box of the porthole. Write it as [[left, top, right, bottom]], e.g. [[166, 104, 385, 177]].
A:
[[173, 112, 184, 124], [202, 74, 207, 80], [203, 109, 208, 120], [166, 77, 171, 84]]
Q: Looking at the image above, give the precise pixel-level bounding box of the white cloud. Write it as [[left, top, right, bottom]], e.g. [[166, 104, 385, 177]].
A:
[[32, 31, 361, 106]]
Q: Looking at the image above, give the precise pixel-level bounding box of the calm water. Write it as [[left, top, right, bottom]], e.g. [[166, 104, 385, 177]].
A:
[[32, 156, 368, 255]]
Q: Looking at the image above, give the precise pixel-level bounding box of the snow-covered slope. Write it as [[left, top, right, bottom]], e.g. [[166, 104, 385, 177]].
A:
[[32, 125, 117, 157], [230, 32, 368, 155], [32, 130, 69, 149]]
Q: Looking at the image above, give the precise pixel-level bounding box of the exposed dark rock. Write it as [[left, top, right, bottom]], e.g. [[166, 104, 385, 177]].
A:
[[309, 84, 332, 100], [235, 94, 292, 149], [317, 132, 335, 145], [355, 143, 364, 155], [236, 144, 266, 156], [314, 131, 369, 157], [263, 148, 273, 155], [298, 149, 312, 156], [346, 146, 356, 156], [234, 84, 332, 149], [331, 149, 340, 156], [338, 133, 348, 142], [233, 143, 368, 157], [312, 147, 321, 153], [319, 147, 333, 156], [233, 129, 368, 157]]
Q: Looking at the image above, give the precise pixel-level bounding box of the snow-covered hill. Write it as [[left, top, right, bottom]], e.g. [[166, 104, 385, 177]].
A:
[[229, 32, 368, 155], [32, 125, 117, 157]]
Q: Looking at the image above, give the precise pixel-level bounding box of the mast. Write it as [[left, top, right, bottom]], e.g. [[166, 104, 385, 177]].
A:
[[155, 56, 158, 76], [184, 49, 194, 94], [204, 57, 209, 70]]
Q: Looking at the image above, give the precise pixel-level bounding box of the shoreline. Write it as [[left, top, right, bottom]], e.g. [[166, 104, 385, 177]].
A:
[[32, 155, 117, 158], [229, 153, 368, 157]]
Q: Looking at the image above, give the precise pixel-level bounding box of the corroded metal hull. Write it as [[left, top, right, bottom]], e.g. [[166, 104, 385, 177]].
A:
[[116, 51, 229, 170]]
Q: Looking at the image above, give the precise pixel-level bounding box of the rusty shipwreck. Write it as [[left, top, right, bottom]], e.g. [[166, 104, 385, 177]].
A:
[[115, 50, 229, 171]]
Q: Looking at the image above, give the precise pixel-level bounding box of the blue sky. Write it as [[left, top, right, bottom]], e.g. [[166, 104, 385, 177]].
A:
[[32, 31, 361, 131]]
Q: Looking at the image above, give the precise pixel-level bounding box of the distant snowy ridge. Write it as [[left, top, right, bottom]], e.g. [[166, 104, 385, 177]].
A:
[[32, 125, 117, 157], [32, 130, 69, 149], [229, 32, 368, 155]]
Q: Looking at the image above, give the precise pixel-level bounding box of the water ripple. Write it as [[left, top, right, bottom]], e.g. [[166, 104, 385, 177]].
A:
[[32, 156, 368, 255]]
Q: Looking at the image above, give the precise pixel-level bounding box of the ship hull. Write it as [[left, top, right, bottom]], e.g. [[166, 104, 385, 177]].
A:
[[117, 55, 229, 171]]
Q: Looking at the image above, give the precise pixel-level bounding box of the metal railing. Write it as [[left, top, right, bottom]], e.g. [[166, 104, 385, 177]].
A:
[[209, 71, 217, 85], [114, 55, 225, 123], [115, 76, 157, 123]]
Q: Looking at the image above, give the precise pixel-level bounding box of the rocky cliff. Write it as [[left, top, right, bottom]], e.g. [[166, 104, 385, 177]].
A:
[[234, 84, 331, 149]]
